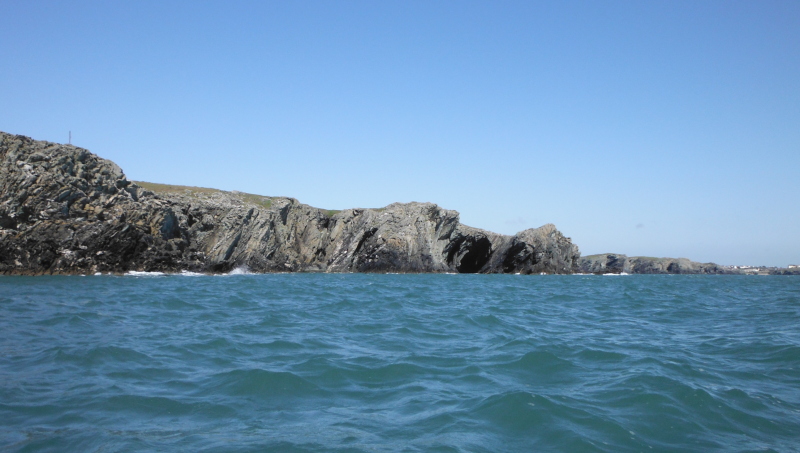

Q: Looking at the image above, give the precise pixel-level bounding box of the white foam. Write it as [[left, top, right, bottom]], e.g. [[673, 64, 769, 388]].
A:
[[125, 271, 166, 277], [180, 270, 205, 277], [227, 266, 253, 275]]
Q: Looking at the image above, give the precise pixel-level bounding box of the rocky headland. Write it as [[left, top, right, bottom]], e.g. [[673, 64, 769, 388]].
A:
[[0, 132, 580, 275], [578, 254, 736, 275], [3, 131, 793, 276]]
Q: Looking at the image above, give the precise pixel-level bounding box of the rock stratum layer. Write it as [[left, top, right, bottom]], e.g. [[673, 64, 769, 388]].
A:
[[0, 132, 580, 275]]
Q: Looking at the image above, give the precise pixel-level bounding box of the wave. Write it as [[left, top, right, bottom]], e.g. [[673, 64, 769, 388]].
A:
[[227, 265, 253, 275], [198, 368, 326, 401]]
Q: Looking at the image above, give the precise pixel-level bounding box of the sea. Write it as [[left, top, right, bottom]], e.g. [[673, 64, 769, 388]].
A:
[[1, 273, 798, 452]]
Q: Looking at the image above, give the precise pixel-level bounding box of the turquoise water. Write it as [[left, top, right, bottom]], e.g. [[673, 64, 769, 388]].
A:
[[1, 274, 799, 452]]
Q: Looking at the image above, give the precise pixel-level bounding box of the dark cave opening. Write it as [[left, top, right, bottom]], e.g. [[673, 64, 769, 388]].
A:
[[457, 237, 492, 273]]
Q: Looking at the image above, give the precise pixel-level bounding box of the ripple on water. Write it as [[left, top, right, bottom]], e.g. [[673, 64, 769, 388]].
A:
[[1, 274, 799, 452]]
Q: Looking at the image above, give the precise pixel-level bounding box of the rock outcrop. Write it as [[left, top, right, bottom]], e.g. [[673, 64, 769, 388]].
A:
[[578, 254, 734, 274], [769, 268, 800, 276], [0, 132, 581, 275]]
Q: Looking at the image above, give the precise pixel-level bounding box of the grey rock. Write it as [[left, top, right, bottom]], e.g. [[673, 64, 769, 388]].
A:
[[578, 254, 735, 274], [769, 268, 800, 275], [1, 131, 581, 275]]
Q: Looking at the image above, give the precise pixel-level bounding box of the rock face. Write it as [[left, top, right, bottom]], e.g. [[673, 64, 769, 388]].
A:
[[0, 132, 581, 275], [578, 254, 734, 274]]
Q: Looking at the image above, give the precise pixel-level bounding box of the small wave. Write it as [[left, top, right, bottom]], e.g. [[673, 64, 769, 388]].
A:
[[54, 345, 152, 367], [201, 368, 325, 400], [501, 350, 577, 376], [466, 314, 505, 328], [574, 347, 629, 363], [102, 394, 221, 418], [341, 362, 428, 385]]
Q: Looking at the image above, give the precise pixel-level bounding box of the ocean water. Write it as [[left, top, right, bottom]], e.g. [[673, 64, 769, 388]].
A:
[[1, 274, 799, 452]]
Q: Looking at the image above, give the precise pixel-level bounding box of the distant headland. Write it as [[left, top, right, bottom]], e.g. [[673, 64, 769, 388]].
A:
[[0, 132, 796, 276]]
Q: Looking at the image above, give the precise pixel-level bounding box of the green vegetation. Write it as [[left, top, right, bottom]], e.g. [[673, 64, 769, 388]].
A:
[[134, 181, 222, 195], [134, 181, 273, 209], [134, 181, 383, 215], [236, 192, 273, 209]]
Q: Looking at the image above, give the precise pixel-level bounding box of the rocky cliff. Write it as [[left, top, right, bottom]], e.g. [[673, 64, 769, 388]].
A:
[[578, 254, 734, 274], [0, 132, 581, 275]]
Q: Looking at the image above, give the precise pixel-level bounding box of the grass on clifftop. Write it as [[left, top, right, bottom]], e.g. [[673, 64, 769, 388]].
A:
[[583, 253, 621, 259], [582, 254, 669, 261], [133, 181, 390, 214], [235, 192, 273, 209], [135, 181, 222, 195], [134, 181, 272, 209]]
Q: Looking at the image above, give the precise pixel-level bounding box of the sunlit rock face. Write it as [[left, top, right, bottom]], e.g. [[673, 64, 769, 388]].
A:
[[0, 131, 581, 275]]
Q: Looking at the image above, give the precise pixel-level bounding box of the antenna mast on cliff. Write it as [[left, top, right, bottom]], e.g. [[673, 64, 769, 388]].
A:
[[69, 131, 71, 145]]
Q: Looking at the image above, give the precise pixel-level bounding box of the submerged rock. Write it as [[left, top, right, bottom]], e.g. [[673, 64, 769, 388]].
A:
[[0, 132, 581, 275]]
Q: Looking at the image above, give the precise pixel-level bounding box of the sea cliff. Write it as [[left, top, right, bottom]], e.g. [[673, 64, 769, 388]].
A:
[[578, 254, 736, 275], [0, 132, 580, 275]]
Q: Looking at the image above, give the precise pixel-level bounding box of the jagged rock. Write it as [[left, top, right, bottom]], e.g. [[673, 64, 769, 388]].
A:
[[578, 253, 734, 274], [0, 132, 581, 275]]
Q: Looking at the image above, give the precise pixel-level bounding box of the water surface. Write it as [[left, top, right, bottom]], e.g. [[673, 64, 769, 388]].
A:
[[1, 274, 798, 452]]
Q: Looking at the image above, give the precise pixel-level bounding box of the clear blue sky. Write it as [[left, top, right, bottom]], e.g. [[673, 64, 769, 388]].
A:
[[2, 1, 798, 266]]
